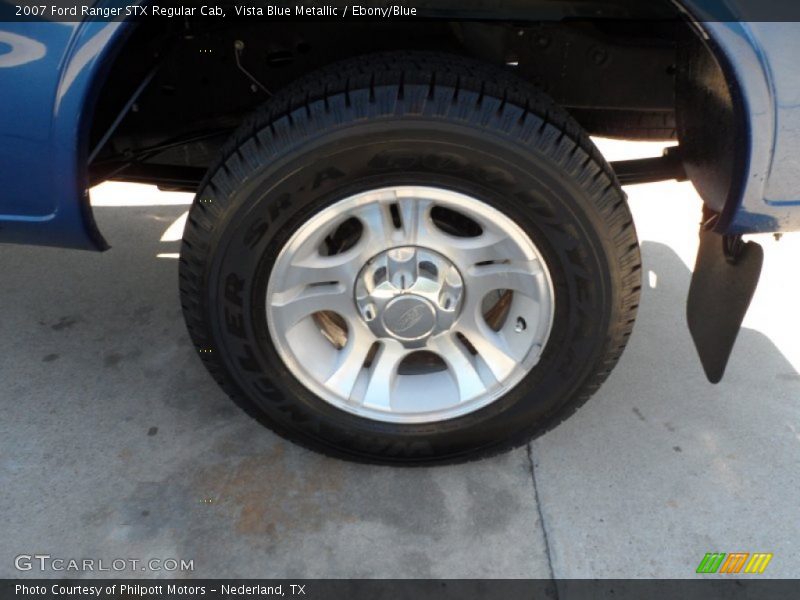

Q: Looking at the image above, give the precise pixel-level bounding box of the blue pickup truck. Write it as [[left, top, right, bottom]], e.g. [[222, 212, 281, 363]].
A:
[[1, 1, 797, 463]]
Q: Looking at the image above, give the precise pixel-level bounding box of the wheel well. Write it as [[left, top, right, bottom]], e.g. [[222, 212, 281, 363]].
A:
[[86, 5, 740, 212]]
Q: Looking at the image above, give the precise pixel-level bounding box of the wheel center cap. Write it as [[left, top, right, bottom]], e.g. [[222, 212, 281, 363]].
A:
[[382, 295, 437, 340], [355, 246, 464, 347]]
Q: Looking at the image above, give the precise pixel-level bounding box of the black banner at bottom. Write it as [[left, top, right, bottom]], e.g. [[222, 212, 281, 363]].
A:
[[3, 580, 800, 600]]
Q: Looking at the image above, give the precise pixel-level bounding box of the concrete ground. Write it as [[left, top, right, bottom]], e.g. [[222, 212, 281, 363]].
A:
[[1, 140, 798, 579]]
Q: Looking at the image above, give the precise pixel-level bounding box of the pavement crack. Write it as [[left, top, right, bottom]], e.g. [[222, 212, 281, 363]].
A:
[[527, 442, 559, 591]]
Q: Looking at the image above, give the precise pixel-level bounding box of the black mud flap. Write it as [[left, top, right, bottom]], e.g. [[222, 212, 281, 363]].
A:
[[687, 228, 763, 383]]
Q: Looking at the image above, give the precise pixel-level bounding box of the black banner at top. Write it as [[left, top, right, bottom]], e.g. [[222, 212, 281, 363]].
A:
[[5, 0, 800, 23]]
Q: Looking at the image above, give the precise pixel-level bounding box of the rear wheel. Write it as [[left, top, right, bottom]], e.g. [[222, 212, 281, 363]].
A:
[[179, 52, 641, 464]]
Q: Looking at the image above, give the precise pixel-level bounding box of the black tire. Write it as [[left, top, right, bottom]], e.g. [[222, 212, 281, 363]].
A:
[[179, 52, 641, 464]]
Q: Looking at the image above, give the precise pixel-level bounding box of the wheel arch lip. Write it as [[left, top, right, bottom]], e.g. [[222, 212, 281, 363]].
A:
[[55, 20, 127, 251], [0, 9, 138, 250], [52, 16, 142, 251], [674, 1, 795, 233]]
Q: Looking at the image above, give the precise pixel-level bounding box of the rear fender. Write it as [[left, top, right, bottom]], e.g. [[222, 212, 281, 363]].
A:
[[0, 16, 132, 250]]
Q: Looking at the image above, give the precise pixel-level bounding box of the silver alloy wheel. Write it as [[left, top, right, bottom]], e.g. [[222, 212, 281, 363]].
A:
[[266, 186, 555, 424]]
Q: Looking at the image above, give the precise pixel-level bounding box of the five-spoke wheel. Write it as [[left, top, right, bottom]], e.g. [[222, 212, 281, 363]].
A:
[[266, 187, 555, 423]]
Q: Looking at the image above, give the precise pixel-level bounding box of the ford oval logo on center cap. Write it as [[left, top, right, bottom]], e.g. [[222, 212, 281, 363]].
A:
[[382, 296, 436, 340]]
